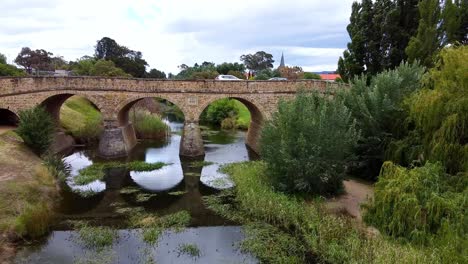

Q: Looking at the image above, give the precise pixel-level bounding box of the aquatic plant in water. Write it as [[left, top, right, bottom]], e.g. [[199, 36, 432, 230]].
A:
[[177, 243, 201, 258], [73, 161, 168, 185]]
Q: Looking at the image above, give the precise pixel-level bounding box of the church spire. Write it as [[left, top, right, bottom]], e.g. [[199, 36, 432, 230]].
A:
[[279, 52, 285, 68]]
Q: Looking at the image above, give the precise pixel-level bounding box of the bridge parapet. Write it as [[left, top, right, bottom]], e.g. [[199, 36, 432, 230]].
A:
[[0, 77, 344, 96]]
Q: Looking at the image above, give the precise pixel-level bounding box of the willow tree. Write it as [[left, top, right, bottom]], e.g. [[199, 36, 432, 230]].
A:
[[406, 46, 468, 174]]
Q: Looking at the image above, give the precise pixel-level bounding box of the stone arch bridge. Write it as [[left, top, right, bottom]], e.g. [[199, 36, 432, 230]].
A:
[[0, 77, 345, 158]]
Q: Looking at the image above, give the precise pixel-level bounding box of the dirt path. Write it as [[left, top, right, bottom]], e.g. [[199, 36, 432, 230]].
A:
[[325, 178, 374, 221], [0, 126, 15, 135]]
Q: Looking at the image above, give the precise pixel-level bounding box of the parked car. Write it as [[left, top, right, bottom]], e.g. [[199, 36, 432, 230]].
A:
[[215, 75, 241, 80], [268, 77, 288, 81]]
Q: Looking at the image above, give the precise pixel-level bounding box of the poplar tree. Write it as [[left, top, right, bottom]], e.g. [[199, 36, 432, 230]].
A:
[[406, 0, 442, 67]]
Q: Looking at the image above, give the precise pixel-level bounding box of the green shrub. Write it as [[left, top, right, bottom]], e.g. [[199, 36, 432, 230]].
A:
[[342, 62, 426, 180], [221, 117, 236, 129], [260, 91, 358, 195], [303, 72, 321, 80], [0, 63, 26, 76], [14, 202, 53, 238], [131, 110, 168, 138], [396, 46, 468, 174], [16, 107, 55, 155], [364, 162, 467, 246], [206, 162, 444, 263], [201, 98, 238, 125]]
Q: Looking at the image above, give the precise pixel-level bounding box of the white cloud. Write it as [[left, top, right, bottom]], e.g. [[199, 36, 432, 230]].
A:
[[0, 0, 354, 73]]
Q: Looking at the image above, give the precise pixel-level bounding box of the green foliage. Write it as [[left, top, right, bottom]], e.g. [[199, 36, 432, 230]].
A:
[[130, 211, 191, 245], [226, 70, 246, 79], [0, 165, 56, 239], [240, 223, 306, 263], [303, 72, 321, 80], [261, 91, 358, 195], [90, 59, 130, 77], [145, 68, 166, 79], [201, 98, 238, 125], [253, 68, 280, 80], [75, 223, 117, 250], [95, 37, 148, 77], [74, 161, 167, 185], [206, 161, 444, 263], [364, 162, 466, 259], [0, 53, 6, 64], [42, 154, 71, 182], [399, 46, 468, 174], [70, 56, 97, 75], [60, 96, 103, 143], [240, 51, 274, 73], [406, 0, 441, 68], [175, 61, 218, 79], [342, 62, 425, 180], [216, 62, 246, 74], [16, 107, 55, 155], [0, 63, 26, 76], [15, 47, 54, 73], [338, 0, 420, 81], [131, 110, 169, 138], [177, 243, 201, 258]]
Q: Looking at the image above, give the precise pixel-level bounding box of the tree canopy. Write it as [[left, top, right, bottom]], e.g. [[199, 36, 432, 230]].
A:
[[95, 37, 148, 77], [14, 47, 54, 73], [240, 51, 274, 73]]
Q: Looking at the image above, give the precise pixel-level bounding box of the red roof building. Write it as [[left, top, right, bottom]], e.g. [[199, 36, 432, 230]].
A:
[[319, 73, 341, 81]]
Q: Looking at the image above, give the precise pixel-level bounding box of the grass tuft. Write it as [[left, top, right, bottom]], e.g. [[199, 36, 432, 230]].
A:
[[177, 243, 201, 258]]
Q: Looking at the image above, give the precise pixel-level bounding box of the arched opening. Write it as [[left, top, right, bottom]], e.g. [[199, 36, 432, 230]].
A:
[[40, 94, 103, 144], [118, 97, 185, 139], [197, 97, 262, 189], [199, 97, 263, 152], [0, 108, 19, 126]]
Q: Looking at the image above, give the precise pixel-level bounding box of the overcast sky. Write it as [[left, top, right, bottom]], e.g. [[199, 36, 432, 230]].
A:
[[0, 0, 354, 74]]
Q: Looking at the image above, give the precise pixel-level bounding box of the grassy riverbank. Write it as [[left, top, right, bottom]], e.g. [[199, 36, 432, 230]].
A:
[[204, 161, 453, 263], [60, 96, 103, 142], [0, 131, 57, 262]]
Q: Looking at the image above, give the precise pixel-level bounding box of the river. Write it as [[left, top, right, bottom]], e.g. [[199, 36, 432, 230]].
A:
[[14, 119, 258, 264]]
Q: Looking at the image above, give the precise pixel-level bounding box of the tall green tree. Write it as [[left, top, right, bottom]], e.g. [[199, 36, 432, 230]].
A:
[[0, 53, 6, 64], [216, 62, 246, 74], [95, 37, 148, 77], [240, 51, 274, 73], [338, 0, 420, 82], [146, 68, 166, 79], [14, 47, 54, 74], [441, 0, 468, 45], [406, 0, 442, 68]]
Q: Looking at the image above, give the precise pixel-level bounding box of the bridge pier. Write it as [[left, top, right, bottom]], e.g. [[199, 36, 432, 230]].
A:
[[245, 119, 262, 154], [180, 121, 205, 158], [98, 121, 137, 158]]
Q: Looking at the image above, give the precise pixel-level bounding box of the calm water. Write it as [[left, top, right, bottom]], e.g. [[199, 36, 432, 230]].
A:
[[15, 120, 258, 263]]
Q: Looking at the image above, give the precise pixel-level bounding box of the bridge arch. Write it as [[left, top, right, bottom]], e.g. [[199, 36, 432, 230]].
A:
[[0, 108, 19, 126], [117, 96, 186, 127], [198, 96, 266, 153], [39, 93, 102, 124]]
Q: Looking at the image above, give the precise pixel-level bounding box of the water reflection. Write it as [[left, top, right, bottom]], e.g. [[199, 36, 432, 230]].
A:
[[130, 135, 184, 192], [15, 227, 257, 264], [57, 120, 255, 218]]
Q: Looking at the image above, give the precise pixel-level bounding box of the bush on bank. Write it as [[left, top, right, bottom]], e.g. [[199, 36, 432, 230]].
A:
[[364, 162, 466, 256], [130, 110, 169, 139], [16, 106, 55, 155], [204, 162, 445, 263], [260, 91, 358, 195]]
